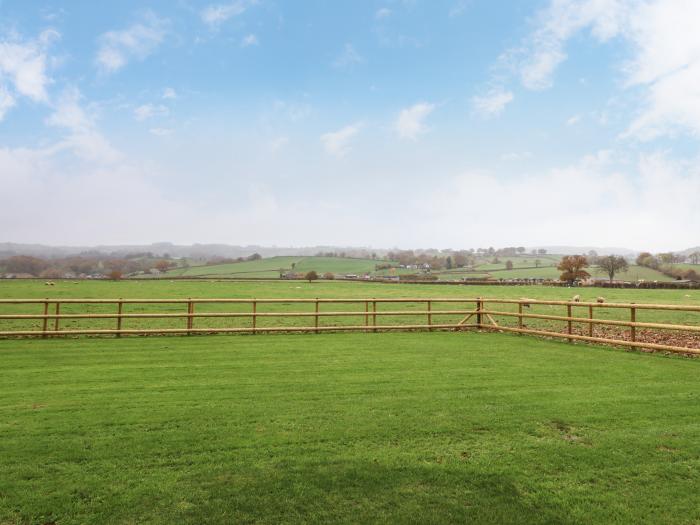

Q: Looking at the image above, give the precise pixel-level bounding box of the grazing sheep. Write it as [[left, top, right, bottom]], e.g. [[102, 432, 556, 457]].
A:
[[596, 296, 605, 303], [572, 294, 581, 302], [520, 298, 533, 308]]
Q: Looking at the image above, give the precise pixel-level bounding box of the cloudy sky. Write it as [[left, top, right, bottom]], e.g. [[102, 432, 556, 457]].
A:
[[1, 0, 699, 251]]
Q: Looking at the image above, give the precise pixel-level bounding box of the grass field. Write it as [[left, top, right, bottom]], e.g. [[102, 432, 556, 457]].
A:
[[2, 332, 700, 524], [162, 256, 382, 279], [156, 254, 676, 284], [2, 279, 699, 333]]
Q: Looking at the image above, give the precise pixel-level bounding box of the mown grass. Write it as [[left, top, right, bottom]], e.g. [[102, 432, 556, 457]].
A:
[[1, 332, 700, 524]]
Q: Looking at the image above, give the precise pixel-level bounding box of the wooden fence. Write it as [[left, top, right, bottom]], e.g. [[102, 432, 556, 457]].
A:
[[0, 297, 699, 355]]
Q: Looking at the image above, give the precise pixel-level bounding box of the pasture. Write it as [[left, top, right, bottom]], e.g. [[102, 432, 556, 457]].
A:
[[150, 254, 676, 283], [161, 256, 382, 279], [2, 279, 700, 523]]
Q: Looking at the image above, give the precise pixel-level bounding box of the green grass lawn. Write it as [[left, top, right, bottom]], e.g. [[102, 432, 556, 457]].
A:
[[2, 332, 699, 524]]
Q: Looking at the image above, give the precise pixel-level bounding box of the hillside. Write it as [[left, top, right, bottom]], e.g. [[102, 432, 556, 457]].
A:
[[161, 256, 384, 279]]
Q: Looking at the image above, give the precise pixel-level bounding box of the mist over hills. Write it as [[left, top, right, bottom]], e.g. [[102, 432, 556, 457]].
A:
[[0, 242, 685, 260]]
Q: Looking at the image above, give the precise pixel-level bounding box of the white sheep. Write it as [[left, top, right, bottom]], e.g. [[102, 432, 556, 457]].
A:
[[572, 294, 581, 302], [596, 296, 605, 303]]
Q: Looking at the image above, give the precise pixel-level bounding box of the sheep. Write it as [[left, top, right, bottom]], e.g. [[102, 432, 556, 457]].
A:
[[520, 298, 534, 308], [572, 294, 581, 302], [596, 296, 605, 303]]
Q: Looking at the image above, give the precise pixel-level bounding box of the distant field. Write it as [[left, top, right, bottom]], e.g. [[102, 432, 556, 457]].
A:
[[460, 264, 675, 282], [667, 263, 700, 272], [474, 255, 559, 271], [161, 256, 383, 279], [153, 255, 679, 284], [2, 332, 700, 524]]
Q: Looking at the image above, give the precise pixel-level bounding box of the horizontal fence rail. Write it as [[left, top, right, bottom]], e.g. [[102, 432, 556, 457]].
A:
[[0, 297, 699, 355]]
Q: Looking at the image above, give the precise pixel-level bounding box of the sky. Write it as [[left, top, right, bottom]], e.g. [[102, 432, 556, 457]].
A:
[[1, 0, 699, 252]]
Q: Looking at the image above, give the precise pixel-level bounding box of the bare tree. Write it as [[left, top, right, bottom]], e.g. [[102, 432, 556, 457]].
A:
[[596, 255, 629, 283]]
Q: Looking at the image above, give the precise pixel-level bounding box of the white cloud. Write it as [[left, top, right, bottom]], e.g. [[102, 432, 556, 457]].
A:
[[134, 103, 169, 121], [333, 43, 364, 69], [162, 87, 177, 99], [201, 1, 253, 28], [268, 136, 289, 152], [96, 13, 167, 74], [622, 0, 700, 139], [0, 29, 58, 120], [395, 102, 435, 140], [375, 8, 392, 19], [449, 1, 470, 18], [490, 0, 700, 140], [241, 34, 258, 47], [0, 84, 16, 120], [44, 87, 120, 163], [420, 150, 700, 250], [320, 123, 362, 157], [501, 151, 533, 161], [566, 114, 581, 126], [149, 127, 174, 136], [45, 87, 93, 131], [514, 0, 628, 90], [472, 88, 513, 117]]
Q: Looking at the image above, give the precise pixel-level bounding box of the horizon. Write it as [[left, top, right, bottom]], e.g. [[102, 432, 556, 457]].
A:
[[2, 1, 699, 251]]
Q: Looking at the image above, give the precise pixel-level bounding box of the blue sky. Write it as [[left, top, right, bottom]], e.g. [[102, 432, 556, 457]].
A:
[[1, 0, 699, 251]]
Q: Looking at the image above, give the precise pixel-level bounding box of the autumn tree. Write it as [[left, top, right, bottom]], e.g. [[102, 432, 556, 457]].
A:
[[323, 272, 334, 280], [636, 252, 658, 269], [505, 260, 514, 270], [154, 260, 172, 273], [305, 270, 318, 282], [596, 255, 629, 283], [3, 255, 48, 276], [108, 270, 123, 280], [557, 255, 590, 284]]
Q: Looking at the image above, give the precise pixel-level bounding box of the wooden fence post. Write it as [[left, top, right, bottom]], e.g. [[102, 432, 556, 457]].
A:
[[54, 302, 60, 333], [630, 305, 636, 351], [365, 301, 369, 332], [315, 298, 319, 334], [476, 298, 482, 328], [588, 305, 594, 337], [42, 299, 48, 338], [116, 299, 123, 337], [428, 300, 432, 331], [518, 302, 523, 331], [567, 304, 573, 342], [187, 298, 194, 335], [372, 299, 377, 333], [252, 300, 257, 333]]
